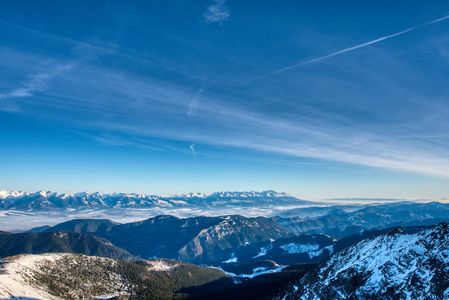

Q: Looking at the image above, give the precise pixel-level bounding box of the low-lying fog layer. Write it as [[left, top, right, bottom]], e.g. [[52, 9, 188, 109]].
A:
[[0, 205, 301, 232], [1, 197, 447, 233]]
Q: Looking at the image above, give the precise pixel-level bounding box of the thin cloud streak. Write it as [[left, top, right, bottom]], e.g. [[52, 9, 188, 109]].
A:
[[265, 14, 449, 76], [188, 88, 203, 117]]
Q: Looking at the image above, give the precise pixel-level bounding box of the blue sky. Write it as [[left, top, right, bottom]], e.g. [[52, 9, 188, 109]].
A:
[[1, 0, 449, 198]]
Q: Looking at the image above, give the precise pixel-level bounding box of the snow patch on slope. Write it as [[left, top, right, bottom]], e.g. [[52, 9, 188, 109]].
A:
[[213, 264, 286, 283], [0, 253, 63, 300], [280, 242, 319, 254], [253, 242, 273, 258], [222, 252, 238, 263], [146, 259, 179, 271]]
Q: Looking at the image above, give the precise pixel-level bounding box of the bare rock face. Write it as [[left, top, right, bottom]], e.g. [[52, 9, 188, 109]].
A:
[[277, 223, 449, 300]]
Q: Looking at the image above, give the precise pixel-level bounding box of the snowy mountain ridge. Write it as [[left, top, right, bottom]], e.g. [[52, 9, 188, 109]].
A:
[[0, 189, 304, 210], [0, 189, 292, 200], [277, 223, 449, 299]]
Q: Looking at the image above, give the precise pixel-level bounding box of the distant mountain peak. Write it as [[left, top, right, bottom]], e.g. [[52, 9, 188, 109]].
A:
[[0, 190, 25, 199], [209, 190, 292, 198]]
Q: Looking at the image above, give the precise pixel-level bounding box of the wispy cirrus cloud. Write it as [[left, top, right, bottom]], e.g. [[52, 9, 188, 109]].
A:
[[31, 69, 449, 178], [0, 19, 193, 77], [2, 9, 449, 183], [2, 36, 448, 180], [0, 63, 74, 111], [203, 0, 229, 23], [3, 48, 448, 179], [0, 19, 114, 57], [188, 88, 203, 117]]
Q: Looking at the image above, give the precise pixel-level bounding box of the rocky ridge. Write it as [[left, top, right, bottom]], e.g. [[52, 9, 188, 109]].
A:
[[276, 223, 449, 300]]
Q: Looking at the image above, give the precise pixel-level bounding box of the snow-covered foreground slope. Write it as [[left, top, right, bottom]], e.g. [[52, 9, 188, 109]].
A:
[[0, 253, 227, 299], [277, 223, 449, 300], [0, 253, 129, 300], [0, 254, 65, 300]]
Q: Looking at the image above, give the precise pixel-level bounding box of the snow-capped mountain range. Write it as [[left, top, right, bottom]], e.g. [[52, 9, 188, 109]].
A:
[[0, 190, 308, 210], [277, 223, 449, 299]]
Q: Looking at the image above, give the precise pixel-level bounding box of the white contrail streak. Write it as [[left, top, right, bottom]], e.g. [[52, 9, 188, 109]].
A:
[[265, 14, 449, 76]]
